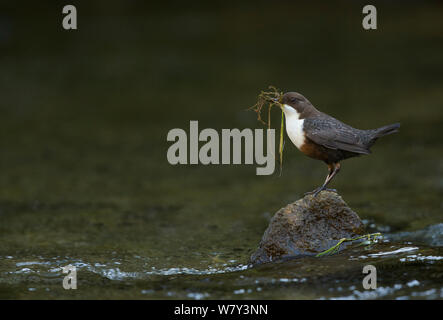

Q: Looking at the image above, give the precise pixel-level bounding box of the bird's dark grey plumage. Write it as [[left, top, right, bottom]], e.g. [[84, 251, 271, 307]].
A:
[[279, 91, 400, 196], [303, 114, 400, 162]]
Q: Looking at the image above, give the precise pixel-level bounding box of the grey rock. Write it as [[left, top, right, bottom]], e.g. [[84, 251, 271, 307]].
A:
[[251, 191, 365, 265]]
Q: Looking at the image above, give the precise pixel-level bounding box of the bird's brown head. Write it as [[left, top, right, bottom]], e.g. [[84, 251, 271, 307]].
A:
[[279, 92, 315, 117]]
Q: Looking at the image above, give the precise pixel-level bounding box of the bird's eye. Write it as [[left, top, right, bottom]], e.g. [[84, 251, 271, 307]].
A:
[[291, 97, 299, 103]]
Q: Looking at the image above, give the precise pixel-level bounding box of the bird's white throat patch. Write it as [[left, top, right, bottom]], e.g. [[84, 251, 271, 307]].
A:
[[282, 104, 305, 150]]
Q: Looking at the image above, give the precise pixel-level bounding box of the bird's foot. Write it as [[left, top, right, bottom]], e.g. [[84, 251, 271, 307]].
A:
[[305, 187, 338, 197], [304, 188, 321, 197]]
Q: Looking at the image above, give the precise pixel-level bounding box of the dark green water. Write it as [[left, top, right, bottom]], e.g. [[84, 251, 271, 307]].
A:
[[0, 2, 442, 299]]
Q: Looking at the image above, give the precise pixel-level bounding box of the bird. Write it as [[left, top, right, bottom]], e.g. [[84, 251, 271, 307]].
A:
[[275, 92, 400, 197]]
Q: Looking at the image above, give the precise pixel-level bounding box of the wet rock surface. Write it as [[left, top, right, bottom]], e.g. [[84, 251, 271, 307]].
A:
[[251, 191, 365, 264]]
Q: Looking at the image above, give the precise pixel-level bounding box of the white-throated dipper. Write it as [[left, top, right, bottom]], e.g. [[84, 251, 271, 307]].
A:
[[276, 92, 400, 196]]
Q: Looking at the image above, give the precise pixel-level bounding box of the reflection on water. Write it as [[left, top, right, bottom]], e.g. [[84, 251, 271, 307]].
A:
[[5, 258, 251, 280], [0, 2, 442, 299]]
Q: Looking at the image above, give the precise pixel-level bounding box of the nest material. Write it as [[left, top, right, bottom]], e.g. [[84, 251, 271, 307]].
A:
[[316, 233, 383, 257], [249, 86, 285, 174], [248, 86, 283, 128]]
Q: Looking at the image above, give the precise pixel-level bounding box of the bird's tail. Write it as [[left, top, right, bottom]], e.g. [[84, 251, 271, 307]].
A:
[[365, 123, 400, 149], [373, 123, 401, 139]]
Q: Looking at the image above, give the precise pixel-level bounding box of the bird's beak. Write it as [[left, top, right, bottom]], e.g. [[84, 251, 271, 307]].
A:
[[272, 98, 283, 108]]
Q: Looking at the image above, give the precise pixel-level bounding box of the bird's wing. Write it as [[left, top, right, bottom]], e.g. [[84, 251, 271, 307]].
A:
[[303, 117, 371, 154]]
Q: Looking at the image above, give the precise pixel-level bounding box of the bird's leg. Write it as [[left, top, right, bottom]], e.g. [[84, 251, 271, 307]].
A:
[[314, 162, 340, 196], [305, 164, 333, 196], [305, 163, 341, 197]]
